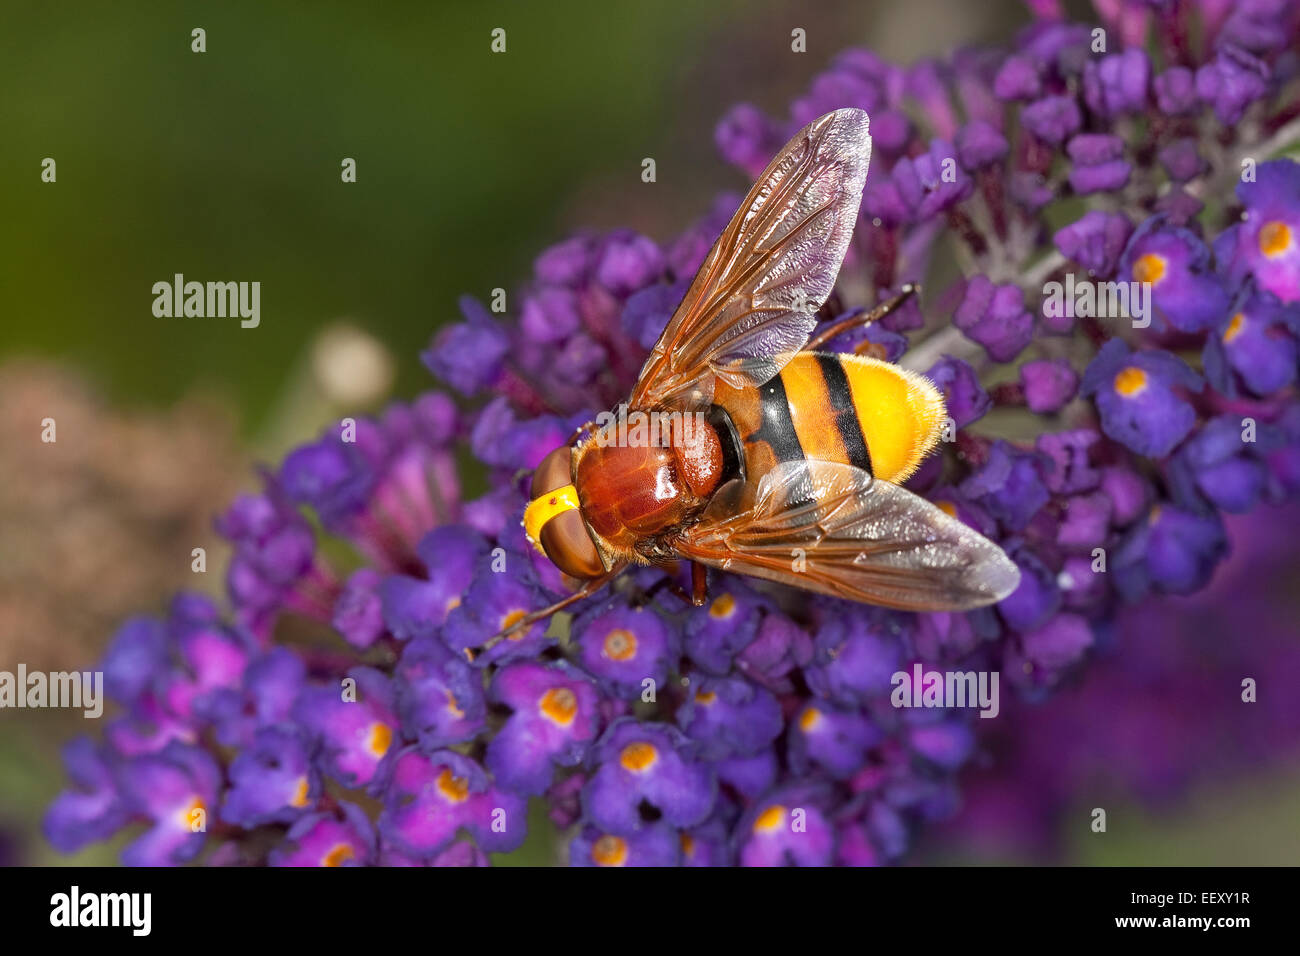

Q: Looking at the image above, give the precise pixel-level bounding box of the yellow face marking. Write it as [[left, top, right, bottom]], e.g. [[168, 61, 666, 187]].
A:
[[322, 843, 355, 867], [799, 707, 822, 732], [1132, 252, 1167, 285], [602, 628, 637, 661], [754, 804, 786, 833], [680, 833, 695, 857], [290, 776, 310, 808], [539, 686, 578, 727], [619, 742, 658, 773], [840, 355, 945, 484], [591, 835, 628, 866], [694, 690, 717, 705], [1113, 366, 1148, 397], [934, 499, 958, 518], [523, 484, 581, 553], [1259, 221, 1292, 258]]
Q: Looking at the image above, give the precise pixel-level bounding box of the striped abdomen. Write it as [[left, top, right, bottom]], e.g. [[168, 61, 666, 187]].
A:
[[712, 352, 946, 488]]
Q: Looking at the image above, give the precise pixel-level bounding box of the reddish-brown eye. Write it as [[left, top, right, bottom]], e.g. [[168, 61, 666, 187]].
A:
[[528, 446, 605, 580]]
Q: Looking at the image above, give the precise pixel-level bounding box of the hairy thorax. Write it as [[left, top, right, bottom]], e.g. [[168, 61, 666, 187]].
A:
[[575, 413, 725, 559]]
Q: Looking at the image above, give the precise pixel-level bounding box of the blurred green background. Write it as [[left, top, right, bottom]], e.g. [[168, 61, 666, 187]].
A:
[[3, 0, 1296, 866]]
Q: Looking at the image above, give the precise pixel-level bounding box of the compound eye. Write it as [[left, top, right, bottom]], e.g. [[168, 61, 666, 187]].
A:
[[540, 510, 605, 580], [525, 446, 605, 580], [531, 446, 572, 500]]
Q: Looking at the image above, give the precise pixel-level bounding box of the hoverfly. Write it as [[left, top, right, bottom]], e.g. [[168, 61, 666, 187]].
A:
[[499, 108, 1019, 644]]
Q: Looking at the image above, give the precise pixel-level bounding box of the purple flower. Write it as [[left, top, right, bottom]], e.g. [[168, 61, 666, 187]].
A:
[[892, 139, 974, 220], [1066, 134, 1131, 195], [394, 636, 486, 752], [581, 720, 716, 835], [1195, 45, 1270, 125], [927, 356, 991, 427], [1169, 415, 1270, 514], [1082, 339, 1203, 457], [1138, 218, 1210, 298], [953, 276, 1034, 361], [220, 727, 318, 827], [1083, 48, 1149, 117], [569, 824, 681, 867], [956, 120, 1009, 170], [1203, 289, 1300, 397], [715, 103, 781, 176], [293, 667, 398, 790], [573, 602, 679, 697], [1158, 139, 1206, 183], [1054, 210, 1134, 279], [44, 739, 128, 853], [1114, 505, 1229, 598], [422, 296, 510, 396], [486, 661, 603, 795], [379, 747, 526, 859], [961, 441, 1050, 531], [1228, 160, 1300, 304], [116, 742, 221, 866], [594, 231, 665, 296], [788, 702, 881, 778], [737, 789, 836, 867], [270, 803, 376, 867], [676, 676, 783, 760], [993, 55, 1041, 100], [1020, 359, 1079, 413], [1154, 66, 1198, 115], [1021, 94, 1081, 144]]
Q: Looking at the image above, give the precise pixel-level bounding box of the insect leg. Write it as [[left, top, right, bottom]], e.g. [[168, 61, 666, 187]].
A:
[[469, 564, 626, 660], [690, 561, 708, 606], [804, 283, 920, 351]]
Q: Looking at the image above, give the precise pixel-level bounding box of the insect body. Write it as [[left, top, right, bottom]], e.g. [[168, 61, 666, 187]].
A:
[[511, 108, 1019, 640]]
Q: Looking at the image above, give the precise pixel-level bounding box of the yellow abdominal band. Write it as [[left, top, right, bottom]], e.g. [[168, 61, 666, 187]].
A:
[[523, 484, 581, 553]]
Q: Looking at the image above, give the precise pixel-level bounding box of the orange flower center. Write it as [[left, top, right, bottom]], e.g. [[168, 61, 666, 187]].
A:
[[1132, 252, 1167, 285], [1259, 220, 1293, 258], [1113, 366, 1148, 397], [501, 608, 528, 639], [436, 768, 470, 803], [539, 686, 578, 726], [709, 593, 736, 619], [367, 722, 392, 758], [591, 835, 628, 866], [754, 804, 786, 833], [799, 707, 822, 732], [1223, 312, 1246, 343], [602, 628, 637, 661], [322, 843, 355, 867], [619, 741, 658, 773]]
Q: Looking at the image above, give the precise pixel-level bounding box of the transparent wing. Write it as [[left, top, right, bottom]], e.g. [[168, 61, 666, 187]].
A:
[[672, 460, 1020, 612], [630, 108, 872, 408]]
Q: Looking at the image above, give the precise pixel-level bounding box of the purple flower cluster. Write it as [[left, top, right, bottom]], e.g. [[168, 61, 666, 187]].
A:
[[48, 0, 1300, 865], [929, 502, 1300, 862]]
